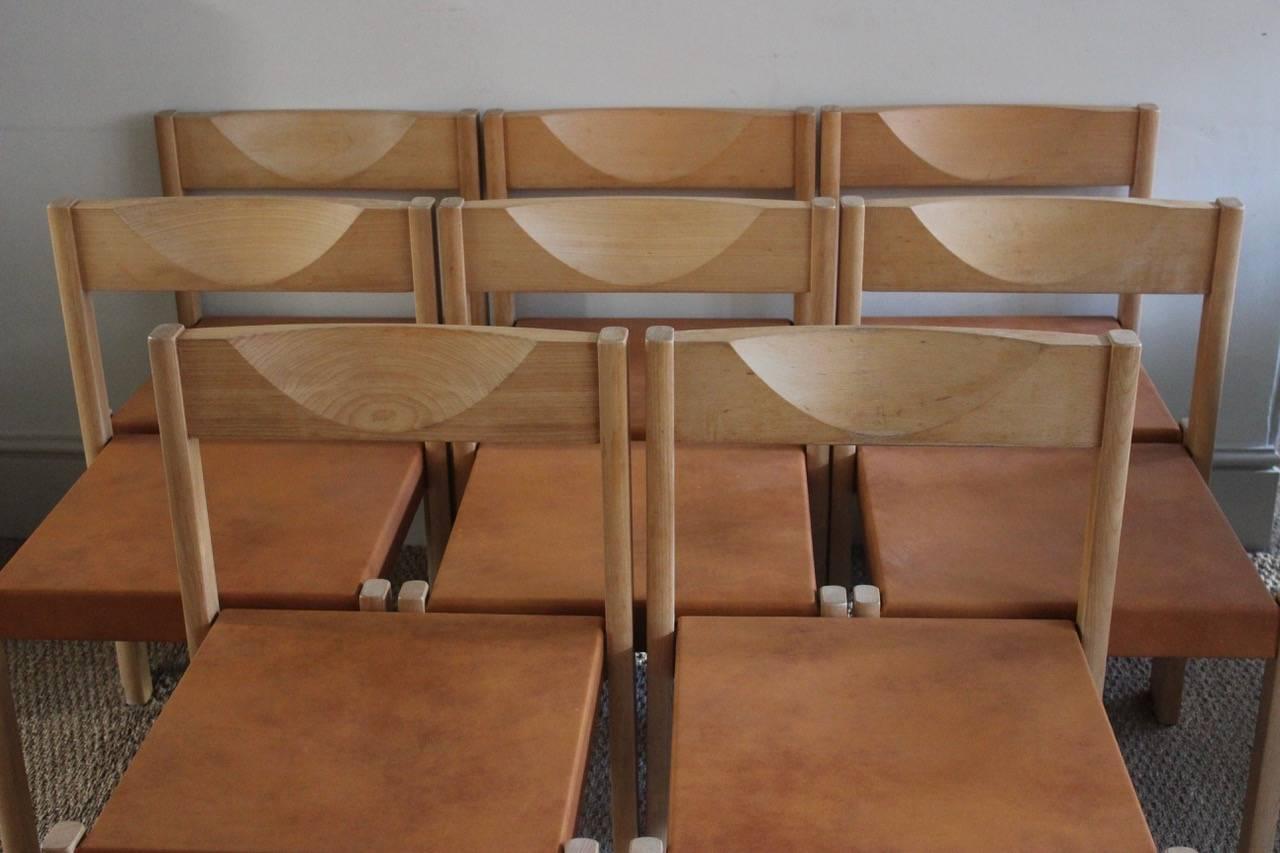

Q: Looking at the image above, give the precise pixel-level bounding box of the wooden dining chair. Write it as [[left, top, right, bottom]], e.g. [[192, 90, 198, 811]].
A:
[[843, 195, 1280, 850], [642, 323, 1151, 849], [428, 195, 836, 624], [0, 322, 635, 853], [0, 196, 435, 710]]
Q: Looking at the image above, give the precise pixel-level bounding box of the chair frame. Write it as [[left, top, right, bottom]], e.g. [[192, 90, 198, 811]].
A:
[[44, 195, 440, 706], [435, 194, 837, 570], [643, 323, 1141, 841]]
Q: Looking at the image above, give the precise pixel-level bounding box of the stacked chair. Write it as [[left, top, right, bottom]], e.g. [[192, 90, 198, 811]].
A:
[[0, 103, 1273, 852]]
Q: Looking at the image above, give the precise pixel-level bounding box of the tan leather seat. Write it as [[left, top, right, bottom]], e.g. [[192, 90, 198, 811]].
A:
[[864, 315, 1180, 442], [80, 609, 602, 853], [111, 315, 414, 435], [0, 435, 422, 642], [669, 616, 1154, 851], [858, 442, 1278, 658], [431, 443, 815, 618], [516, 317, 789, 438]]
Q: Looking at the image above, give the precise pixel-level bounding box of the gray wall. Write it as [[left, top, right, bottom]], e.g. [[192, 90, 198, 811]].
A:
[[1, 0, 1277, 543]]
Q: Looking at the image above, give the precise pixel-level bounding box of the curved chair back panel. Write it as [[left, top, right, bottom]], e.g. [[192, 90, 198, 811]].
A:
[[666, 325, 1118, 447], [158, 110, 481, 195], [862, 196, 1219, 295], [488, 107, 815, 197], [167, 323, 603, 443], [825, 104, 1148, 191], [70, 197, 421, 293]]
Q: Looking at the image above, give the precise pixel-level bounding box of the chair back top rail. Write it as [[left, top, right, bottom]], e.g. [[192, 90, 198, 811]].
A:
[[156, 109, 481, 196], [820, 103, 1156, 193], [485, 107, 815, 198], [154, 322, 610, 443]]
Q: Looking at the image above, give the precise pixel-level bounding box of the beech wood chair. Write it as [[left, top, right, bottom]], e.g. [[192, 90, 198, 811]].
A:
[[429, 196, 836, 625], [0, 197, 434, 712], [0, 322, 636, 853], [148, 109, 482, 575], [844, 194, 1280, 850], [480, 106, 830, 576], [642, 323, 1150, 849]]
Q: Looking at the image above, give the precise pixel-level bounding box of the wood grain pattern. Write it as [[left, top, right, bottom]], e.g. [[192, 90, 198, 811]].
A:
[[1118, 103, 1160, 331], [69, 197, 418, 293], [670, 325, 1113, 447], [166, 110, 478, 191], [452, 197, 813, 294], [171, 324, 602, 443], [861, 196, 1218, 294], [823, 104, 1143, 192], [494, 108, 811, 193]]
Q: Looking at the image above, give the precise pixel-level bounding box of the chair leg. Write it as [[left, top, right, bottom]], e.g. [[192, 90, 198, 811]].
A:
[[41, 820, 86, 852], [114, 641, 152, 706], [630, 839, 664, 853], [819, 586, 849, 618], [0, 643, 39, 853], [358, 579, 391, 612], [564, 840, 600, 853], [1150, 657, 1187, 726], [852, 584, 881, 618], [396, 580, 429, 613], [1241, 655, 1280, 853]]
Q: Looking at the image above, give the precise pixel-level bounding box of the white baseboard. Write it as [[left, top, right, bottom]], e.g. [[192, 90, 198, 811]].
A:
[[1, 434, 1276, 550]]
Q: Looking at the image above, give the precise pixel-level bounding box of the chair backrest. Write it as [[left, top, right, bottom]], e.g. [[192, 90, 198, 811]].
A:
[[47, 196, 436, 463], [820, 103, 1158, 329], [642, 323, 1141, 834], [154, 109, 480, 324], [843, 194, 1243, 478], [436, 196, 837, 327]]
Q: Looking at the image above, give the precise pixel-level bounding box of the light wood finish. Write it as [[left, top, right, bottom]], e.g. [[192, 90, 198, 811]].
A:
[[644, 325, 1140, 837], [820, 104, 1147, 195], [359, 579, 392, 613], [644, 326, 677, 841], [1243, 600, 1280, 853], [1118, 103, 1160, 331], [819, 586, 849, 618], [148, 325, 220, 655], [565, 840, 600, 853], [1149, 656, 1187, 726], [598, 327, 640, 846], [397, 580, 430, 613], [861, 196, 1219, 295], [40, 820, 85, 853], [154, 111, 203, 326], [0, 643, 39, 853], [481, 111, 515, 328], [488, 107, 815, 196], [828, 196, 866, 584], [852, 584, 882, 618], [114, 641, 153, 705], [1077, 331, 1142, 690]]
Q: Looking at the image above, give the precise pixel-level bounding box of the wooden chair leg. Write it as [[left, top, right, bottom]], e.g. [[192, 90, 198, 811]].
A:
[[41, 821, 86, 852], [1241, 654, 1280, 853], [564, 840, 600, 853], [358, 579, 391, 612], [397, 580, 429, 613], [630, 839, 664, 853], [819, 586, 849, 618], [114, 641, 152, 705], [1151, 657, 1188, 726], [852, 584, 881, 618], [0, 643, 39, 853]]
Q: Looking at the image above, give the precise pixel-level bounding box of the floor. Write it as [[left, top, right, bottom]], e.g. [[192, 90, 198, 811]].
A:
[[2, 518, 1280, 852]]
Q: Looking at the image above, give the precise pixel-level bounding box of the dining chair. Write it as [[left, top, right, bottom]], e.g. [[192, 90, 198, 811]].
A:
[[428, 195, 835, 624], [0, 196, 434, 710], [845, 195, 1280, 850], [0, 321, 635, 852], [642, 323, 1152, 849], [146, 109, 482, 572], [820, 103, 1160, 583], [480, 106, 829, 575]]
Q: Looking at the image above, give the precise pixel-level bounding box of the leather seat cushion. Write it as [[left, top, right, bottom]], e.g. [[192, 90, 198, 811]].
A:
[[858, 443, 1277, 658], [863, 315, 1180, 442], [669, 616, 1154, 851], [0, 435, 422, 642], [430, 442, 815, 618], [516, 317, 790, 438], [111, 315, 414, 435], [81, 609, 602, 853]]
